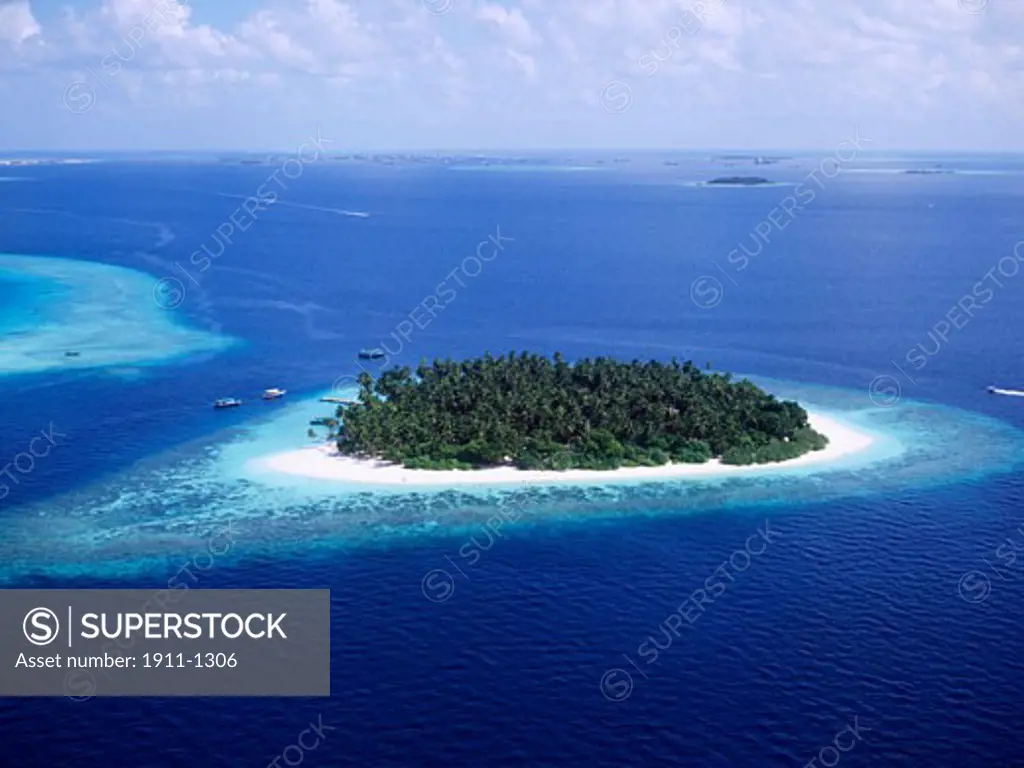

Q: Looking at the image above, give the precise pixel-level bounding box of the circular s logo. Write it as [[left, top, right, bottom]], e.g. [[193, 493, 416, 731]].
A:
[[23, 607, 60, 646], [153, 277, 186, 310], [958, 0, 990, 14], [331, 375, 360, 398], [600, 80, 633, 114], [422, 0, 454, 13], [599, 668, 634, 702], [421, 569, 456, 603], [689, 275, 724, 309], [63, 81, 96, 114], [64, 670, 97, 702], [958, 571, 992, 604], [867, 375, 901, 408]]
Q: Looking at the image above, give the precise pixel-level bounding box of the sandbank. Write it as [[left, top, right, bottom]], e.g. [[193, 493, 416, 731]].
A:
[[0, 253, 234, 376]]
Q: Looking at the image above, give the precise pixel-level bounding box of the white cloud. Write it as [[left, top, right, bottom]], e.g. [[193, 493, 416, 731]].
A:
[[237, 10, 315, 70], [505, 48, 537, 80], [476, 3, 539, 47], [0, 0, 1021, 149], [0, 0, 40, 45]]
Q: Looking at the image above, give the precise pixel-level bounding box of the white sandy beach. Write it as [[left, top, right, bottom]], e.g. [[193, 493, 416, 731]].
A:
[[250, 412, 876, 488]]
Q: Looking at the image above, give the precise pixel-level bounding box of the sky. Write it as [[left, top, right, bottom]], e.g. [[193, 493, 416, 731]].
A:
[[0, 0, 1021, 151]]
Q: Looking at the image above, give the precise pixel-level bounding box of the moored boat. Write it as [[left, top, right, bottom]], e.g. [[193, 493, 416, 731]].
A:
[[262, 388, 287, 400], [358, 348, 386, 360], [214, 397, 243, 409]]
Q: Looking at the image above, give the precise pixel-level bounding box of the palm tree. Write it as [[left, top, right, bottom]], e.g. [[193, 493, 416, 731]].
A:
[[333, 351, 825, 469]]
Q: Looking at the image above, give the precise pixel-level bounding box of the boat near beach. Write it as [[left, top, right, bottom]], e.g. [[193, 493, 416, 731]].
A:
[[262, 388, 287, 400], [214, 397, 243, 409], [358, 348, 386, 360]]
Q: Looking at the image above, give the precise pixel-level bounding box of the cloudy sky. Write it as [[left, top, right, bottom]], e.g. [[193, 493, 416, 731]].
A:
[[0, 0, 1021, 151]]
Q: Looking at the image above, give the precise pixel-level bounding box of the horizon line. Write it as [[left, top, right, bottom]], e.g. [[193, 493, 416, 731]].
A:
[[2, 148, 1023, 155]]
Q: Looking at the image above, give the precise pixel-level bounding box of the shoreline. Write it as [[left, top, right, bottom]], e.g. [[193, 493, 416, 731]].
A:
[[249, 412, 876, 488]]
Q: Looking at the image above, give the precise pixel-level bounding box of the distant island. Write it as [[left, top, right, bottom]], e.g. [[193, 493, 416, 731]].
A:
[[903, 168, 955, 175], [0, 158, 95, 167], [331, 353, 828, 471], [705, 176, 775, 186], [712, 155, 791, 164], [214, 154, 601, 170]]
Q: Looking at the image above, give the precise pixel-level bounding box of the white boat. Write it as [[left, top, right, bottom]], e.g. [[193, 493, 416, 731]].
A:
[[262, 388, 287, 400], [987, 386, 1024, 398]]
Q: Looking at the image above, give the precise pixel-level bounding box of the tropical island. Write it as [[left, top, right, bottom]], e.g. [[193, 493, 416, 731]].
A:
[[704, 176, 775, 186], [329, 353, 828, 471], [712, 155, 792, 164]]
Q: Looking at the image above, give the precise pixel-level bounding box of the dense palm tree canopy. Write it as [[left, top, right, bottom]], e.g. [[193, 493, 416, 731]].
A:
[[334, 352, 828, 470]]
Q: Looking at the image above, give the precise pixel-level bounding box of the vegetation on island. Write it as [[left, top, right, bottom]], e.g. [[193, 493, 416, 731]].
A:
[[331, 352, 828, 471]]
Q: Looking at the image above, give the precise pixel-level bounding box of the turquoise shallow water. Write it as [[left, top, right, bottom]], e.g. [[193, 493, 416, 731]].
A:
[[0, 254, 235, 376], [0, 267, 66, 334], [4, 376, 1022, 583]]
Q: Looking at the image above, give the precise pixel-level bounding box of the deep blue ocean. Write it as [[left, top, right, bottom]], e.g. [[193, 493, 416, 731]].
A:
[[2, 153, 1024, 766]]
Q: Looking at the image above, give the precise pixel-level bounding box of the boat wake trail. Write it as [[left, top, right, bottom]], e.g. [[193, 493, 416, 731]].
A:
[[988, 386, 1024, 398], [214, 193, 371, 218]]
